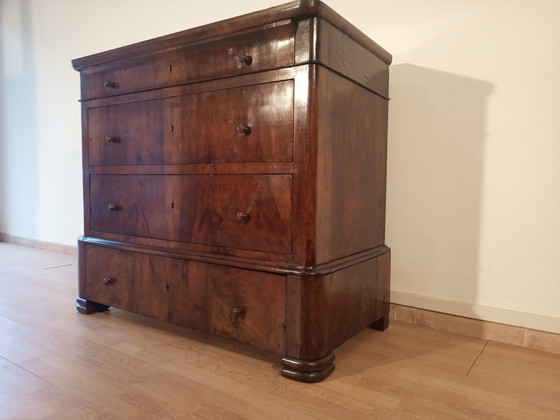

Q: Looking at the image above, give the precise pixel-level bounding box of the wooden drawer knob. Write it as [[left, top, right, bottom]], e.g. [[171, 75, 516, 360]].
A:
[[239, 55, 253, 65], [231, 307, 246, 321], [102, 277, 115, 286], [236, 124, 252, 136], [104, 136, 120, 144], [104, 80, 116, 88], [107, 203, 120, 212]]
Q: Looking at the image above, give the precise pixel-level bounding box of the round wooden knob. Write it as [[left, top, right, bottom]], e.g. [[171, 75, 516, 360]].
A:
[[103, 277, 114, 286], [231, 307, 246, 321], [107, 204, 120, 212], [239, 55, 253, 65], [105, 136, 119, 144], [104, 80, 116, 88], [236, 124, 252, 136]]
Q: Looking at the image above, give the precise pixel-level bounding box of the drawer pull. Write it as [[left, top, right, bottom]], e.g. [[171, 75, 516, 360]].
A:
[[236, 124, 252, 136], [239, 55, 253, 65], [102, 277, 115, 286], [104, 80, 116, 88], [236, 212, 250, 222], [107, 203, 120, 212], [104, 136, 120, 144], [231, 306, 246, 321]]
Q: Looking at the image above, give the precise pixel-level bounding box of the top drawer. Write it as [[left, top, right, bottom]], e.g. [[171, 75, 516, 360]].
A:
[[80, 23, 296, 100]]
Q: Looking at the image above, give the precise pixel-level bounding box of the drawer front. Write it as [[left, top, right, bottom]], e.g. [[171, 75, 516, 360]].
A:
[[84, 245, 286, 353], [170, 259, 286, 354], [81, 23, 296, 100], [90, 174, 292, 254], [84, 244, 174, 320], [88, 81, 294, 166]]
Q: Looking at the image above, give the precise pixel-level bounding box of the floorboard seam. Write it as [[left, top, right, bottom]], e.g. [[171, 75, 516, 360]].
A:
[[466, 340, 489, 377], [0, 355, 54, 386]]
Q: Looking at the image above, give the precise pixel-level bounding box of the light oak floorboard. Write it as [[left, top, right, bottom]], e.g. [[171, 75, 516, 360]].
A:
[[1, 242, 559, 419]]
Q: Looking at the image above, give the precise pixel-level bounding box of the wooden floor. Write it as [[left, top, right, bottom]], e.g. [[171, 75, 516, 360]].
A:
[[1, 242, 559, 419]]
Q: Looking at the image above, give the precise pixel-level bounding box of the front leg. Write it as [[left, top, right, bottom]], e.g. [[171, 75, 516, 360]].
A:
[[369, 315, 389, 331], [280, 353, 336, 383], [76, 297, 109, 314]]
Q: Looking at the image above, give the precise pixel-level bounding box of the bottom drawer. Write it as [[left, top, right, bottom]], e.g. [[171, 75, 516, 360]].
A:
[[83, 244, 286, 353]]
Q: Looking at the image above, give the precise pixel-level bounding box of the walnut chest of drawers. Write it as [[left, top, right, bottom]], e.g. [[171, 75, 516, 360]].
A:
[[72, 0, 391, 382]]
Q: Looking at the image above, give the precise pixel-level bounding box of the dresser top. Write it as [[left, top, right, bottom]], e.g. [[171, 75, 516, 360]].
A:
[[72, 0, 391, 70]]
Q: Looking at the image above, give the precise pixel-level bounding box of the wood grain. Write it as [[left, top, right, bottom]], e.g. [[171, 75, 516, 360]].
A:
[[315, 66, 388, 263], [87, 81, 294, 166], [83, 245, 286, 353], [89, 174, 293, 253], [79, 22, 296, 100]]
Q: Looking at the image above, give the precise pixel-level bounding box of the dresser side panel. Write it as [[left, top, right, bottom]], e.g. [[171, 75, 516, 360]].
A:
[[285, 252, 390, 359], [315, 19, 389, 98], [315, 67, 389, 264], [323, 253, 391, 349]]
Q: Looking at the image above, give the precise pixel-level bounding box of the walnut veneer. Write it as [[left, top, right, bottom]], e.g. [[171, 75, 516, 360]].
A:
[[72, 0, 392, 382]]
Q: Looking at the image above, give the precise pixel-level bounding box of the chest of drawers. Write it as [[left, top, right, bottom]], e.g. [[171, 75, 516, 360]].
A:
[[72, 0, 391, 382]]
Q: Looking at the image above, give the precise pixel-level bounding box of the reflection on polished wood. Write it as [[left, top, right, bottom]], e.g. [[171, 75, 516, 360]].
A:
[[1, 242, 559, 419]]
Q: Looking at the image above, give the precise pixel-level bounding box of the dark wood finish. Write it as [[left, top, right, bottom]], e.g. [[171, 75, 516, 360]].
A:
[[84, 245, 170, 320], [79, 22, 296, 100], [88, 80, 294, 166], [84, 244, 286, 353], [373, 251, 391, 331], [315, 66, 388, 263], [314, 18, 389, 98], [74, 0, 391, 382], [89, 174, 293, 253], [285, 254, 390, 361], [281, 353, 336, 383], [75, 297, 109, 314], [71, 1, 391, 72], [168, 259, 286, 354]]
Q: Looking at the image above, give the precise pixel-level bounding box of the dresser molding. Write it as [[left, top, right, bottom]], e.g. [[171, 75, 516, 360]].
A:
[[73, 0, 391, 382], [78, 236, 390, 277], [71, 0, 391, 72]]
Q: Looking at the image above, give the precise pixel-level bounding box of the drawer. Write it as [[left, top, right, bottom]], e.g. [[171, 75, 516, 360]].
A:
[[84, 245, 286, 353], [90, 174, 292, 254], [84, 244, 173, 320], [81, 23, 296, 100], [87, 81, 294, 166]]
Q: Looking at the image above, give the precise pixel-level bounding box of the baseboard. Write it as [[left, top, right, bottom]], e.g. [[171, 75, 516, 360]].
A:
[[390, 303, 560, 355], [0, 233, 77, 256], [391, 290, 560, 334]]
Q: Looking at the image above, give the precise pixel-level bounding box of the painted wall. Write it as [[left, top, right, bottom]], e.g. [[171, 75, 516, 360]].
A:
[[1, 0, 559, 333]]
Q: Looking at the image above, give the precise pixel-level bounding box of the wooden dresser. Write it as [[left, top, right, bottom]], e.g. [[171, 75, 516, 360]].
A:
[[72, 0, 391, 382]]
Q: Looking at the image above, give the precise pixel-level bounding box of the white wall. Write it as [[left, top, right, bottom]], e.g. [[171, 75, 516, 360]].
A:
[[1, 0, 559, 333], [378, 0, 560, 333]]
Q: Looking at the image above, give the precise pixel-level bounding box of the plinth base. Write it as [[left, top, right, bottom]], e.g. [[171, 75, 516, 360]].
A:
[[281, 353, 336, 383]]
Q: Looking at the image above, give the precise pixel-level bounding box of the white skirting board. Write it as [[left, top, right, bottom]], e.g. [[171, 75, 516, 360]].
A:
[[391, 290, 560, 335]]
